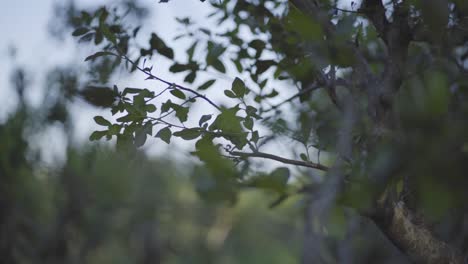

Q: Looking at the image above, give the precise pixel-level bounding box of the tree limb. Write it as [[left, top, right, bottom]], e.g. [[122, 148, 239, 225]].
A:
[[112, 52, 222, 112], [230, 151, 329, 171], [372, 201, 465, 264]]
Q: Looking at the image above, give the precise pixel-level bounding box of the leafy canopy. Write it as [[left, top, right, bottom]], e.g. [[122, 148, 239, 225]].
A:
[[72, 0, 468, 217]]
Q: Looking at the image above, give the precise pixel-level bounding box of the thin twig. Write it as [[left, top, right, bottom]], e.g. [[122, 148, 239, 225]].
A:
[[230, 151, 329, 171], [262, 84, 321, 112], [110, 52, 222, 111]]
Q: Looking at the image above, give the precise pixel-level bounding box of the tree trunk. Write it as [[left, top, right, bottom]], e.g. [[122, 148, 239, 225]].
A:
[[372, 201, 465, 264]]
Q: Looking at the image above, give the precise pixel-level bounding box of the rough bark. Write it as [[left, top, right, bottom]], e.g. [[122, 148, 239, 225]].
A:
[[372, 201, 465, 264], [291, 0, 467, 262]]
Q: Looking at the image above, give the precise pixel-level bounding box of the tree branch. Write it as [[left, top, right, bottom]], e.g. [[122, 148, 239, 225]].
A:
[[113, 52, 222, 112], [372, 201, 465, 264], [230, 151, 329, 171], [262, 83, 321, 112]]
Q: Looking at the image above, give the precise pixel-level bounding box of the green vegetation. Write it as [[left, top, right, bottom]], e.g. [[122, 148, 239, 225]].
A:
[[2, 0, 468, 263]]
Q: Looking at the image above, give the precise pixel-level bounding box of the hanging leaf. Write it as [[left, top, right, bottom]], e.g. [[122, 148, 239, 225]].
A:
[[134, 128, 147, 147], [156, 127, 172, 144], [243, 117, 253, 130], [199, 114, 212, 126], [224, 90, 237, 98], [94, 116, 112, 126], [184, 71, 197, 83], [146, 104, 157, 113], [100, 23, 117, 44], [89, 130, 107, 141], [173, 128, 201, 140], [72, 27, 90, 36], [211, 59, 226, 73], [232, 77, 246, 97], [84, 51, 113, 61], [198, 79, 216, 90], [173, 105, 189, 122], [170, 89, 186, 100]]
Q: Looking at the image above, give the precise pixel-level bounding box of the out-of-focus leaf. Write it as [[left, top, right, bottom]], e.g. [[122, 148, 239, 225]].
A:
[[198, 79, 216, 90], [173, 128, 201, 140], [84, 51, 113, 61], [199, 114, 212, 126], [72, 27, 89, 36], [94, 116, 111, 126], [89, 130, 107, 141]]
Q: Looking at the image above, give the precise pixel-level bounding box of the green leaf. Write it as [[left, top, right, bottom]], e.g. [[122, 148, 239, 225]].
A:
[[247, 167, 290, 193], [246, 106, 260, 119], [248, 39, 266, 52], [100, 23, 117, 44], [224, 90, 237, 98], [173, 128, 201, 140], [79, 32, 94, 42], [300, 153, 308, 161], [84, 51, 113, 61], [108, 124, 121, 135], [266, 89, 279, 98], [271, 167, 289, 181], [255, 60, 276, 75], [98, 7, 109, 23], [199, 28, 211, 35], [198, 79, 216, 90], [140, 89, 155, 98], [80, 11, 92, 23], [199, 114, 212, 127], [161, 100, 172, 113], [232, 77, 246, 97], [243, 117, 253, 130], [184, 71, 196, 83], [169, 63, 188, 73], [72, 27, 90, 36], [116, 134, 133, 150], [89, 130, 107, 141], [209, 107, 243, 135], [150, 33, 174, 59], [170, 89, 186, 100], [122, 87, 142, 95], [286, 8, 323, 40], [211, 59, 226, 73], [187, 41, 198, 60], [173, 105, 189, 122], [94, 116, 112, 126], [251, 130, 259, 143], [134, 128, 147, 148], [109, 24, 123, 33], [232, 59, 243, 72], [146, 104, 157, 113], [94, 31, 103, 44], [156, 127, 172, 144], [116, 114, 134, 123], [158, 47, 174, 59]]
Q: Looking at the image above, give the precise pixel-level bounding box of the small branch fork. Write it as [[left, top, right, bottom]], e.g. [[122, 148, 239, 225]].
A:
[[110, 52, 222, 112]]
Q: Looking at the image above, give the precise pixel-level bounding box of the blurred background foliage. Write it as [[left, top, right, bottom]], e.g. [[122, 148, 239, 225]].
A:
[[0, 76, 409, 263], [0, 80, 306, 264]]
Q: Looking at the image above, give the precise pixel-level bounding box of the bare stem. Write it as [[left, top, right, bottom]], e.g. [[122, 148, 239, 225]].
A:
[[230, 151, 329, 171]]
